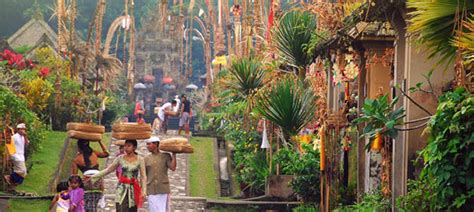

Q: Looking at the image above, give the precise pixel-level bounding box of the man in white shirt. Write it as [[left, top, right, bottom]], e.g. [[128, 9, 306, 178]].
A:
[[157, 100, 177, 134], [173, 95, 181, 112], [4, 123, 29, 186]]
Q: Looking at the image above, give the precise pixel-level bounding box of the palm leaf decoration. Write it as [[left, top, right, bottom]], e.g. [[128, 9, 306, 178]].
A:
[[226, 57, 266, 101], [407, 0, 474, 65], [454, 14, 474, 69], [273, 10, 317, 79], [255, 77, 316, 140]]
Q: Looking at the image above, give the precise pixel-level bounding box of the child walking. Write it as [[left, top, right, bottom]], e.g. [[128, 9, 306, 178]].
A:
[[49, 181, 70, 212], [68, 175, 85, 212]]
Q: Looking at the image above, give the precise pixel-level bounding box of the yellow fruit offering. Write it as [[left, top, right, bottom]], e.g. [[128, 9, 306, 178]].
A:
[[371, 133, 383, 152]]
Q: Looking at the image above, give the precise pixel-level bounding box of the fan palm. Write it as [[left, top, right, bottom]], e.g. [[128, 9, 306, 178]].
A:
[[226, 57, 267, 101], [407, 0, 474, 65], [273, 10, 317, 79], [255, 77, 316, 141], [455, 14, 474, 69]]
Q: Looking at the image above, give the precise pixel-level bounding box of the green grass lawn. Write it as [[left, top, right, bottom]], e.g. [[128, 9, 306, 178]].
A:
[[8, 131, 111, 211], [8, 199, 51, 212], [15, 131, 67, 195], [189, 136, 219, 198]]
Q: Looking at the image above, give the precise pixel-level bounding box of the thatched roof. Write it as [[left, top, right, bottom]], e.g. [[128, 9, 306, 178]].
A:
[[313, 0, 402, 55], [7, 18, 58, 51]]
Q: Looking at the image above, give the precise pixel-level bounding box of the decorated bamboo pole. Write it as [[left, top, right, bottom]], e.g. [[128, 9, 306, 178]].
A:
[[232, 4, 242, 57], [95, 0, 106, 55], [187, 9, 195, 82], [57, 0, 67, 53], [253, 0, 262, 53], [223, 0, 233, 56], [69, 0, 77, 79], [319, 125, 326, 211]]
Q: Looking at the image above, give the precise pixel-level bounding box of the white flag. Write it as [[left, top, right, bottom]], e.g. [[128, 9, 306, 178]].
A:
[[199, 8, 205, 17], [261, 120, 270, 149]]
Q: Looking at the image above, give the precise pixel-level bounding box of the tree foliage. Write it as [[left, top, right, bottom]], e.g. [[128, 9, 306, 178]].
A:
[[0, 86, 46, 154], [353, 95, 405, 150], [407, 0, 474, 65], [273, 10, 317, 78], [419, 87, 474, 209]]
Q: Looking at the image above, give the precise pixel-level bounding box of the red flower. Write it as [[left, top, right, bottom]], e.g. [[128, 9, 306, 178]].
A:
[[39, 67, 50, 77], [1, 49, 13, 61], [27, 59, 36, 69]]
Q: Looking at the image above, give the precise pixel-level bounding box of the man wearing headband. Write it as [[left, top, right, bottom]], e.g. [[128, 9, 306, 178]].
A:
[[4, 123, 29, 187], [145, 136, 177, 212]]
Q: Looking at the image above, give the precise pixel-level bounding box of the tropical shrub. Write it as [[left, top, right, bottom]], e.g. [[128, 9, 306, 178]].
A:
[[396, 176, 439, 211], [335, 190, 390, 211], [255, 77, 316, 142], [49, 77, 83, 130], [273, 10, 317, 78], [208, 98, 268, 197], [418, 87, 474, 209], [273, 144, 321, 203], [227, 57, 266, 101], [20, 77, 53, 116], [353, 95, 405, 149], [0, 86, 46, 155], [223, 117, 267, 196]]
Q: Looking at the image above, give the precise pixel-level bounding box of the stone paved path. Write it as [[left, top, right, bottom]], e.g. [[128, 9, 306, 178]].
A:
[[98, 130, 207, 211]]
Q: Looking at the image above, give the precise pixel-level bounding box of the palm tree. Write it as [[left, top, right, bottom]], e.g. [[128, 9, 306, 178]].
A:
[[255, 77, 316, 143], [226, 57, 267, 100], [455, 14, 474, 69], [407, 0, 474, 66], [272, 10, 317, 79]]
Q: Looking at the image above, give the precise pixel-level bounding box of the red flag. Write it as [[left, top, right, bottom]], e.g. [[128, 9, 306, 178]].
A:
[[266, 0, 274, 42]]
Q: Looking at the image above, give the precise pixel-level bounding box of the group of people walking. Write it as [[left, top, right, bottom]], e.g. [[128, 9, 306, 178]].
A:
[[50, 137, 176, 212], [3, 95, 190, 211]]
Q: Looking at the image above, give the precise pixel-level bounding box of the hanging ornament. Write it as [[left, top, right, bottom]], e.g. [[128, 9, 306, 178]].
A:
[[319, 125, 326, 171], [371, 132, 383, 152], [344, 81, 350, 101], [261, 120, 270, 149]]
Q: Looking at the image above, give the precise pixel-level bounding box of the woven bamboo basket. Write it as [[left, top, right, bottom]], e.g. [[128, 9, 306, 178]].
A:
[[159, 137, 194, 153], [112, 123, 152, 132], [66, 122, 105, 134], [67, 130, 102, 141], [111, 131, 152, 140]]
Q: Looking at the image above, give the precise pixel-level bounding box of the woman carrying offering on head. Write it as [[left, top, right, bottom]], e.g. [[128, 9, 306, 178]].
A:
[[85, 140, 147, 212], [71, 139, 109, 212]]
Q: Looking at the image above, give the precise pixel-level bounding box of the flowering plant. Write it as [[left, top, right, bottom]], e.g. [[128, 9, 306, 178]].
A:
[[0, 49, 35, 70]]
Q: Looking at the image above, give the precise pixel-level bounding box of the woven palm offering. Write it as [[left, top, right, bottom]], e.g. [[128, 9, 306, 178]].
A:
[[111, 122, 152, 140], [159, 137, 194, 153], [66, 122, 104, 141]]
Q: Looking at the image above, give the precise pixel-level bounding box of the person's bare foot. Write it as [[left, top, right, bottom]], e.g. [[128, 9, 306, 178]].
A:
[[3, 175, 12, 185]]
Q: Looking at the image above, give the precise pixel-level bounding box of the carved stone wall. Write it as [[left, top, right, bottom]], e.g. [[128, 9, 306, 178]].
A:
[[135, 6, 184, 100]]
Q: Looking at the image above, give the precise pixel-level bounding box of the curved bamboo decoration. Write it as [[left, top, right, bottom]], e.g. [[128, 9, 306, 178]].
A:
[[103, 16, 127, 56], [102, 12, 135, 96]]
